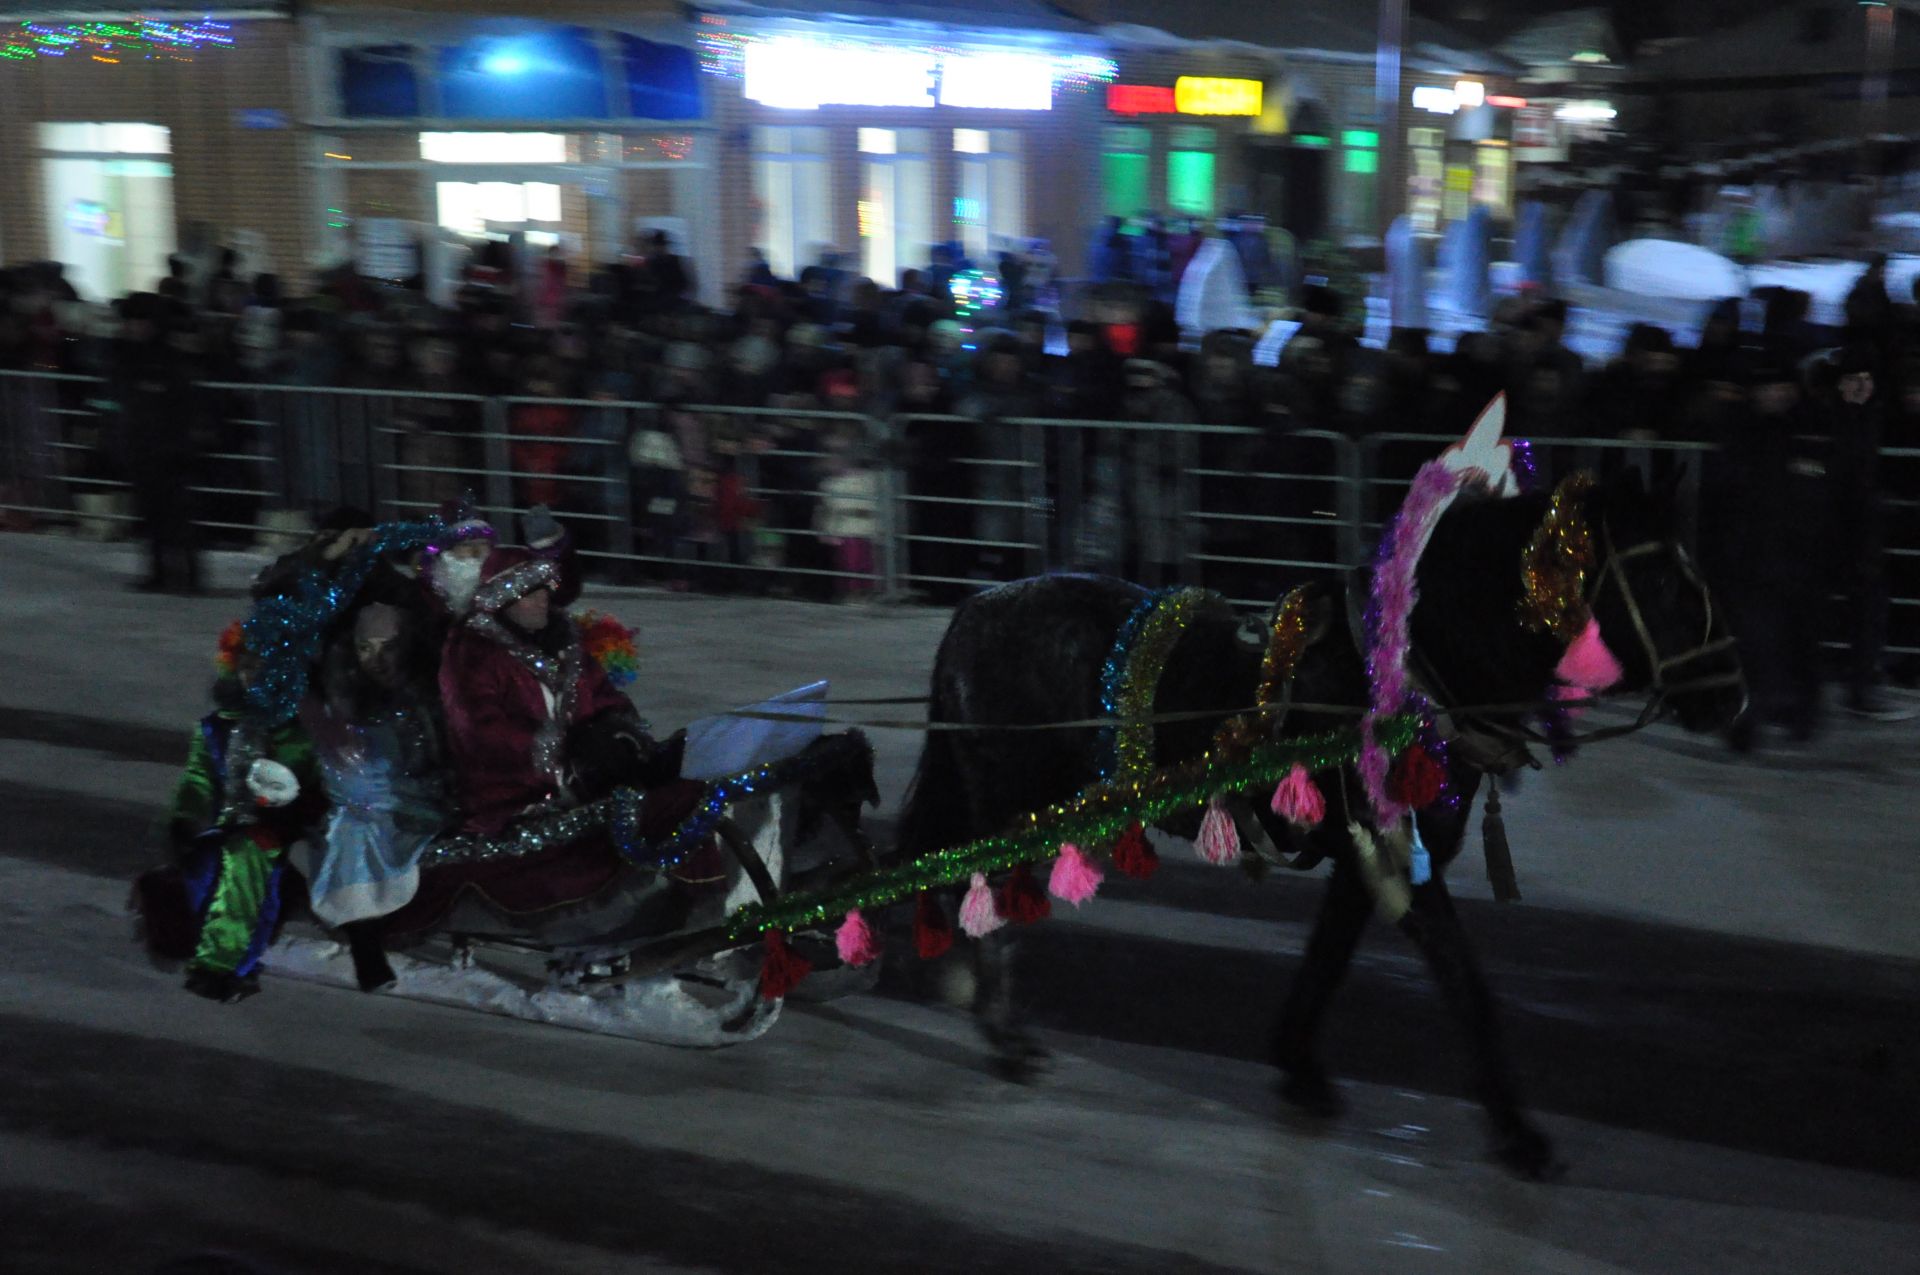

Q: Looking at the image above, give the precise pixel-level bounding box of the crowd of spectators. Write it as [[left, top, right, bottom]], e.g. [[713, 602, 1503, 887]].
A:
[[0, 225, 1914, 740]]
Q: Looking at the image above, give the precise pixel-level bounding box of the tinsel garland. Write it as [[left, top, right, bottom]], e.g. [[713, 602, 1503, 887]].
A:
[[574, 610, 640, 687], [723, 716, 1419, 942], [1510, 437, 1540, 492], [421, 738, 850, 873], [243, 518, 445, 723], [1214, 585, 1312, 752], [1361, 463, 1466, 823], [1517, 472, 1597, 642], [1099, 588, 1214, 780]]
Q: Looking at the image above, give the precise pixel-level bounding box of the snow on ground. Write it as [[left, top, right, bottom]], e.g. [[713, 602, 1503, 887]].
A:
[[3, 532, 1917, 1273]]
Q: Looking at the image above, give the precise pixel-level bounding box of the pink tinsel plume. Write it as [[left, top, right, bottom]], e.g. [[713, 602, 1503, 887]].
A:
[[1193, 797, 1242, 866], [834, 909, 882, 968], [1556, 617, 1625, 692], [959, 872, 1005, 939], [1048, 842, 1103, 906], [1271, 764, 1326, 830]]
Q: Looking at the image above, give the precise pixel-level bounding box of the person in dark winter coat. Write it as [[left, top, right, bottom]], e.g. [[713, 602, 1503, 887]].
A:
[[1822, 345, 1897, 717], [1701, 360, 1832, 746], [113, 292, 203, 592]]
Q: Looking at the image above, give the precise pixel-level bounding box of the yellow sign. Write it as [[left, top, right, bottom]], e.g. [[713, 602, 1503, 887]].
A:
[[1174, 77, 1262, 117]]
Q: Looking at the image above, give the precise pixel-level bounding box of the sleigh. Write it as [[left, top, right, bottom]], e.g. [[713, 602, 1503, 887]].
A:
[[264, 716, 883, 1047]]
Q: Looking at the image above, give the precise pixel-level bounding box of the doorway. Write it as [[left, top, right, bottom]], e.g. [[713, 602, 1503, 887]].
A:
[[38, 123, 176, 300]]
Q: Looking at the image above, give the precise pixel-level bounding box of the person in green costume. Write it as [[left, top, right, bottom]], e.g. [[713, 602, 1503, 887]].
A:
[[137, 634, 324, 1002]]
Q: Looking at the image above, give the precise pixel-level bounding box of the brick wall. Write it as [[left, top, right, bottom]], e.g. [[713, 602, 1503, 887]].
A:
[[0, 21, 312, 286]]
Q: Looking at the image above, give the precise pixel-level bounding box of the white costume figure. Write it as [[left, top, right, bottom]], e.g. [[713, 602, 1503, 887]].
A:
[[299, 604, 449, 925]]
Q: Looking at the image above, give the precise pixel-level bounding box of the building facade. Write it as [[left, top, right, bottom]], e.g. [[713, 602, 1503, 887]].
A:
[[0, 3, 1518, 301]]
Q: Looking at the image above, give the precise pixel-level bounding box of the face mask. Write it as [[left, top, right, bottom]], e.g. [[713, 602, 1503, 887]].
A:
[[434, 553, 484, 614]]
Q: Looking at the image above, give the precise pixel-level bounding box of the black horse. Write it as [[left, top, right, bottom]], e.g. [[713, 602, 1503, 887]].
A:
[[895, 469, 1745, 1177]]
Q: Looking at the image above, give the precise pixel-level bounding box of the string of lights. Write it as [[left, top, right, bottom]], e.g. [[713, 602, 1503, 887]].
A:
[[2, 18, 233, 64]]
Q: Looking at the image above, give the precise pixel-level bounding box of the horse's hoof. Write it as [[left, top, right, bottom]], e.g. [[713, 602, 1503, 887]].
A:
[[1278, 1067, 1347, 1119], [983, 1030, 1052, 1083], [1492, 1124, 1565, 1182], [991, 1046, 1053, 1084]]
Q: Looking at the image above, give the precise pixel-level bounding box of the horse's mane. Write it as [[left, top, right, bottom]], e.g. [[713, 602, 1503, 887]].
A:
[[1408, 488, 1567, 711]]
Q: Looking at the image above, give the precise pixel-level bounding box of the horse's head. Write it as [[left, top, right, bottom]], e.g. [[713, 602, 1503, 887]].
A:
[[1584, 468, 1746, 733]]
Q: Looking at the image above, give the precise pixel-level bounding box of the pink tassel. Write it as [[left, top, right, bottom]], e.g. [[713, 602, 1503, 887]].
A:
[[1271, 764, 1326, 830], [1194, 797, 1242, 866], [1555, 617, 1625, 692], [1047, 842, 1103, 907], [834, 909, 881, 968], [959, 872, 1005, 939]]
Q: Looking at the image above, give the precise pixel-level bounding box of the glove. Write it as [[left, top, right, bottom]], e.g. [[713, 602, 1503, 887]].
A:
[[522, 504, 564, 549], [246, 758, 301, 808], [634, 729, 687, 787]]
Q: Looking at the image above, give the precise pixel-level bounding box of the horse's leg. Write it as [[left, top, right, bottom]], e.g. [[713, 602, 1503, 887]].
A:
[[1396, 875, 1562, 1179], [1272, 852, 1372, 1116], [972, 925, 1051, 1082]]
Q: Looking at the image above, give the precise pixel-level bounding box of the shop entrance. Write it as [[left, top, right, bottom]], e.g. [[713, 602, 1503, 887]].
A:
[[1247, 142, 1330, 245], [326, 131, 717, 301], [37, 123, 176, 300]]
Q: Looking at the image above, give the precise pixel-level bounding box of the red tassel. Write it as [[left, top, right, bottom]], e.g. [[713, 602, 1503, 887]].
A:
[[758, 930, 812, 1001], [1112, 821, 1159, 879], [1386, 743, 1446, 810], [997, 862, 1052, 925], [913, 892, 954, 960]]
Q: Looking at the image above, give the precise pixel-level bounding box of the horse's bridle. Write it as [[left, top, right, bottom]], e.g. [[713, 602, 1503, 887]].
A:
[[1588, 519, 1746, 704]]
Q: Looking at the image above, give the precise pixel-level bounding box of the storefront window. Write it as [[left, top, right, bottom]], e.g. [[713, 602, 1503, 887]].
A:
[[615, 33, 704, 120], [437, 25, 607, 120], [954, 129, 1024, 259], [753, 125, 830, 280], [337, 46, 422, 119], [1408, 126, 1444, 234], [1473, 142, 1512, 217], [1341, 129, 1378, 234], [434, 181, 563, 237], [420, 132, 571, 163], [38, 124, 175, 302], [1102, 125, 1149, 219], [1167, 125, 1215, 218], [859, 127, 933, 288]]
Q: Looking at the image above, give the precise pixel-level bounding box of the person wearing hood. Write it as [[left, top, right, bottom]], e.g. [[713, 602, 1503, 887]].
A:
[[379, 546, 695, 937]]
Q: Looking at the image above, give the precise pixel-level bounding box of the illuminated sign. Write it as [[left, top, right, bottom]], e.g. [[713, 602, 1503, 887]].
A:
[[1555, 100, 1617, 122], [941, 52, 1053, 110], [746, 40, 934, 109], [743, 37, 1106, 111], [1487, 94, 1527, 109], [1454, 79, 1485, 108], [66, 199, 111, 237], [1106, 78, 1261, 116], [1106, 84, 1176, 114], [1173, 77, 1261, 116], [1412, 85, 1459, 115]]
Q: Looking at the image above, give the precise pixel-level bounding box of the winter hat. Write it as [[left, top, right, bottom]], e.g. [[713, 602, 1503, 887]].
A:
[[470, 546, 560, 614], [429, 495, 496, 553]]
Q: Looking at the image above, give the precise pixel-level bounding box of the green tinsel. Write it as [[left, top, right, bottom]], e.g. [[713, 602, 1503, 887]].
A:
[[1108, 587, 1213, 781], [725, 714, 1419, 940]]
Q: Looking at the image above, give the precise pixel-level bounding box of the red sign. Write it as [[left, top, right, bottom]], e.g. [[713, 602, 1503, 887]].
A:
[[1107, 84, 1176, 115], [1488, 94, 1528, 109]]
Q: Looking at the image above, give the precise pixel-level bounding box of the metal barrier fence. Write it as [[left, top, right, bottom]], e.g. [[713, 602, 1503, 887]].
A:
[[1, 367, 1915, 657]]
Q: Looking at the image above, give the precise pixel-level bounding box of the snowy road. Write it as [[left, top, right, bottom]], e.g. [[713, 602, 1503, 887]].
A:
[[2, 534, 1917, 1275]]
